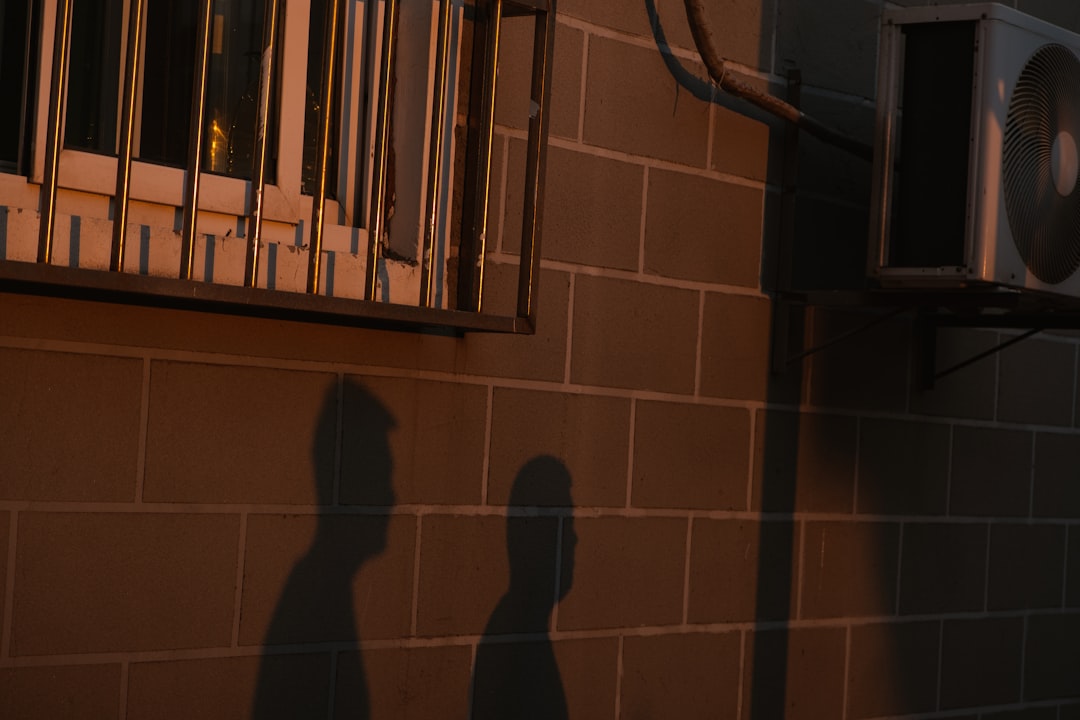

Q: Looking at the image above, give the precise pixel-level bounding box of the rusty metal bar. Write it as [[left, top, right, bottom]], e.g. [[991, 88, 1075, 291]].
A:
[[515, 1, 554, 328], [180, 0, 216, 280], [244, 0, 281, 287], [111, 0, 147, 272], [307, 0, 345, 294], [364, 0, 401, 300], [457, 0, 503, 312], [419, 0, 453, 308], [38, 0, 74, 264]]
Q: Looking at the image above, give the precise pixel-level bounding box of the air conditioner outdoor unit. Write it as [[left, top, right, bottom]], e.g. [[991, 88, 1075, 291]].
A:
[[869, 3, 1080, 299]]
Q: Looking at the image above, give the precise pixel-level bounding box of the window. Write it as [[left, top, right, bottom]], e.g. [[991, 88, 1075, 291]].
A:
[[0, 0, 40, 175], [2, 0, 554, 332]]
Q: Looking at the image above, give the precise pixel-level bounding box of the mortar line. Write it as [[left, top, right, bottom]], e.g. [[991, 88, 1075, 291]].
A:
[[795, 519, 806, 620], [735, 629, 746, 720], [118, 661, 129, 720], [983, 523, 992, 612], [333, 373, 344, 505], [852, 416, 862, 512], [481, 385, 494, 505], [638, 166, 649, 275], [945, 424, 955, 516], [935, 620, 944, 711], [894, 522, 905, 614], [841, 625, 851, 720], [1028, 430, 1037, 519], [577, 32, 588, 142], [745, 408, 758, 511], [682, 515, 694, 624], [327, 650, 339, 719], [1, 511, 17, 659], [613, 635, 625, 720], [1072, 344, 1079, 428], [694, 290, 705, 398], [993, 331, 1002, 423], [563, 273, 575, 386], [625, 398, 637, 509], [551, 516, 564, 631], [134, 357, 151, 503], [705, 98, 716, 170], [410, 515, 423, 637], [1062, 525, 1071, 610], [230, 512, 249, 648]]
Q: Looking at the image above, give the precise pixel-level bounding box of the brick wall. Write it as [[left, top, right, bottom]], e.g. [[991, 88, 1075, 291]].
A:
[[2, 0, 1080, 718]]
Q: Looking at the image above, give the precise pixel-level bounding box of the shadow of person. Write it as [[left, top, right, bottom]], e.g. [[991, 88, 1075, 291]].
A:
[[252, 379, 395, 719], [470, 456, 576, 720]]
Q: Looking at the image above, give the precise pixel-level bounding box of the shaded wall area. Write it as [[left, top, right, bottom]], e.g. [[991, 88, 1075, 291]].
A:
[[1, 0, 1080, 718]]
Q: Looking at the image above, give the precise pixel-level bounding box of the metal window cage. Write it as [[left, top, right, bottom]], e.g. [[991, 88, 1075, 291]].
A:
[[0, 0, 556, 335]]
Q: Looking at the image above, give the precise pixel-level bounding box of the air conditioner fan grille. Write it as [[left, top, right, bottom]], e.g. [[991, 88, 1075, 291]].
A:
[[1003, 43, 1080, 285]]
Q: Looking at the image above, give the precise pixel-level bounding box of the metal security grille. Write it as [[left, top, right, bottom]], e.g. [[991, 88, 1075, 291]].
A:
[[0, 0, 555, 334]]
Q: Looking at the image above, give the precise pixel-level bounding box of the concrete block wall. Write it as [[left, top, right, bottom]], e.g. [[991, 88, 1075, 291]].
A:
[[1, 0, 1079, 717]]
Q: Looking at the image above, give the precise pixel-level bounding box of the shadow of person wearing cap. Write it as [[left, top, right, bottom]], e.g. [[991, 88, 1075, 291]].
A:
[[470, 455, 576, 720], [252, 379, 395, 719]]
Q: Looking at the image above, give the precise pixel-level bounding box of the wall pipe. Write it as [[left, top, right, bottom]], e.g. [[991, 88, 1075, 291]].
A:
[[682, 0, 873, 162]]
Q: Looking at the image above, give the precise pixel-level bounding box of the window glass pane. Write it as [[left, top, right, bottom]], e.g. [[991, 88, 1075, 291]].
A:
[[303, 0, 338, 196], [0, 0, 39, 174], [65, 0, 123, 154], [141, 0, 273, 180]]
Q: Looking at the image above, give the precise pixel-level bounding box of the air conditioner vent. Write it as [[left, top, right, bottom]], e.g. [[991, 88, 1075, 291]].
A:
[[1002, 43, 1080, 284]]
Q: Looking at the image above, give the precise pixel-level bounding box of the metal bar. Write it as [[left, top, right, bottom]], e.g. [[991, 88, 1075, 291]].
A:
[[770, 70, 802, 375], [180, 0, 216, 280], [785, 306, 908, 365], [307, 0, 345, 294], [244, 0, 281, 288], [364, 0, 401, 300], [111, 0, 147, 272], [515, 3, 554, 328], [419, 0, 453, 308], [38, 0, 74, 264], [457, 0, 503, 312], [935, 327, 1042, 383]]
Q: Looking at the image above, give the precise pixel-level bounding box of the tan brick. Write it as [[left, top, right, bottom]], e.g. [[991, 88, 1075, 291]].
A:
[[0, 664, 120, 719], [0, 348, 141, 502], [416, 514, 558, 636], [633, 401, 750, 510], [688, 519, 797, 623], [712, 105, 771, 181], [777, 0, 880, 97], [556, 516, 686, 630], [0, 512, 7, 628], [559, 0, 770, 69], [554, 637, 619, 720], [495, 21, 582, 139], [127, 654, 331, 719], [571, 275, 698, 393], [472, 637, 615, 719], [998, 338, 1074, 427], [752, 410, 857, 513], [338, 645, 472, 719], [950, 426, 1033, 516], [742, 627, 846, 720], [488, 389, 629, 507], [941, 617, 1023, 709], [12, 512, 239, 655], [857, 419, 950, 515], [809, 309, 911, 412], [1024, 613, 1080, 701], [899, 523, 987, 615], [1033, 432, 1080, 518], [342, 376, 486, 506], [847, 621, 940, 719], [239, 513, 415, 645], [800, 521, 899, 619], [988, 524, 1066, 611], [503, 142, 644, 271], [909, 328, 998, 420], [463, 267, 570, 382], [621, 632, 740, 719], [583, 37, 709, 166], [645, 170, 762, 286], [700, 294, 771, 400], [144, 361, 336, 504], [0, 292, 472, 374]]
